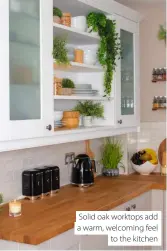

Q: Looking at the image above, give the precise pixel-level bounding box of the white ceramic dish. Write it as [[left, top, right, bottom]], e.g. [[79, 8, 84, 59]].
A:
[[75, 84, 92, 90], [54, 111, 63, 121], [71, 16, 87, 32], [131, 161, 157, 175]]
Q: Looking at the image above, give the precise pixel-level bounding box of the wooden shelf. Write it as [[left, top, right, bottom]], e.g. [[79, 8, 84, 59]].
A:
[[53, 23, 99, 45], [54, 95, 111, 101], [54, 61, 103, 72], [152, 107, 167, 111], [152, 80, 166, 83]]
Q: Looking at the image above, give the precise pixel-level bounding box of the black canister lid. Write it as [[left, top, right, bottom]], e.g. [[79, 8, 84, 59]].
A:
[[44, 166, 59, 171]]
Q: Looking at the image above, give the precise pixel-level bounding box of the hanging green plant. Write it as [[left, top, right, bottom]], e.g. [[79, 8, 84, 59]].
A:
[[87, 13, 121, 97], [158, 25, 166, 42]]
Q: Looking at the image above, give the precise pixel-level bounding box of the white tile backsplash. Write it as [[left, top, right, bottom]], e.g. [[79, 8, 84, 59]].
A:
[[137, 122, 166, 173], [0, 136, 129, 203]]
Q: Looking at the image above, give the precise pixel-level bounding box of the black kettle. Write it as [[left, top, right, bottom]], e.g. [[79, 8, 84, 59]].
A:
[[71, 154, 94, 187]]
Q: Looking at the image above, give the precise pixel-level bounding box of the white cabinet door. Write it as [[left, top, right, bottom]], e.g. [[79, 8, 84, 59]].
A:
[[0, 0, 53, 141], [115, 15, 140, 128], [151, 190, 164, 251]]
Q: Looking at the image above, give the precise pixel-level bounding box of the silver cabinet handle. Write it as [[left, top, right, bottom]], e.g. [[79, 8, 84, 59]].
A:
[[118, 120, 123, 124], [46, 124, 52, 131]]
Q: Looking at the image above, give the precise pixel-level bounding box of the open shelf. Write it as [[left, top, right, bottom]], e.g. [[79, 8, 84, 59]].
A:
[[152, 107, 167, 111], [54, 125, 112, 133], [54, 61, 103, 72], [53, 0, 106, 16], [54, 95, 111, 101], [53, 23, 99, 45]]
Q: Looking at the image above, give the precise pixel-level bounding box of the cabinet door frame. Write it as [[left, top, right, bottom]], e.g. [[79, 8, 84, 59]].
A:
[[115, 15, 140, 128], [0, 0, 53, 141]]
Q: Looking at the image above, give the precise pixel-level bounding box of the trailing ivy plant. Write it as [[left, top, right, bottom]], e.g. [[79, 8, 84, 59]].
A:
[[87, 13, 121, 97]]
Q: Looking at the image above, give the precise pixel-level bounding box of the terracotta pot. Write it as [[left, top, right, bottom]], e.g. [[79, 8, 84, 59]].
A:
[[53, 16, 61, 24], [62, 117, 79, 129], [74, 49, 84, 63], [63, 111, 80, 118], [61, 13, 71, 27]]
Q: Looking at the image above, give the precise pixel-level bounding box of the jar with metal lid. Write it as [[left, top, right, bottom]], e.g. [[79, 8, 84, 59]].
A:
[[152, 68, 157, 82], [159, 96, 163, 108], [153, 96, 158, 110]]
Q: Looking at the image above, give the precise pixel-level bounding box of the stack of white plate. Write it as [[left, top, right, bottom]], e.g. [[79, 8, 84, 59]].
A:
[[54, 120, 65, 128], [72, 84, 99, 96]]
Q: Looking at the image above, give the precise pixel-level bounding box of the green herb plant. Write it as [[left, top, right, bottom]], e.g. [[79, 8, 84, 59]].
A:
[[87, 13, 121, 97], [53, 7, 63, 18], [0, 193, 3, 212], [74, 100, 104, 118], [158, 25, 166, 42], [62, 78, 75, 88], [101, 138, 123, 169], [53, 37, 70, 65]]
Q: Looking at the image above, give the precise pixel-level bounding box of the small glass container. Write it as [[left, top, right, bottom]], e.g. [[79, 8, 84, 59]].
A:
[[153, 96, 158, 109], [152, 68, 157, 82], [9, 200, 21, 217]]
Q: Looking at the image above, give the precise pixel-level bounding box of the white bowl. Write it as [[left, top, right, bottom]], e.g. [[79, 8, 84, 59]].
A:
[[54, 111, 63, 121], [131, 161, 157, 175], [71, 16, 87, 32]]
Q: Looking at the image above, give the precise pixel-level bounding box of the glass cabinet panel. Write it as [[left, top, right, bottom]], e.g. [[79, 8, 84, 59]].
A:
[[9, 0, 41, 120], [121, 29, 134, 116]]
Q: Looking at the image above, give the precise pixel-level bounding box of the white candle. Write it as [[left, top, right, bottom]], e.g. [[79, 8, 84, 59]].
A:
[[9, 200, 21, 217]]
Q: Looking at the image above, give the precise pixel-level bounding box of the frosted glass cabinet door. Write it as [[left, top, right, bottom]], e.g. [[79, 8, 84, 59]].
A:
[[9, 0, 41, 121], [0, 0, 53, 141], [115, 16, 139, 128]]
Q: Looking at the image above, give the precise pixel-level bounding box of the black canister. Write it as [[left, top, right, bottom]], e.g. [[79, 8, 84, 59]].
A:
[[35, 167, 52, 195], [22, 169, 42, 199], [44, 166, 60, 193]]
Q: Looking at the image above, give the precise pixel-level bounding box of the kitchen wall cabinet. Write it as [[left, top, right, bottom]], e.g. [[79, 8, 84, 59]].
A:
[[0, 0, 140, 152], [0, 0, 53, 141], [115, 15, 140, 128]]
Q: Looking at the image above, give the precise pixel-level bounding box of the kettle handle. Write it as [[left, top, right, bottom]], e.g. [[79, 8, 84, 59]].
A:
[[91, 159, 96, 173]]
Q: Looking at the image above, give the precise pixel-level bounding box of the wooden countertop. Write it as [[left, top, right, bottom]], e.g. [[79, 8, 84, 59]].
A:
[[0, 173, 166, 245]]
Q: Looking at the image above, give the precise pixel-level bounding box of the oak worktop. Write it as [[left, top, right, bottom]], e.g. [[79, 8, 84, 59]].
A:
[[0, 173, 166, 245]]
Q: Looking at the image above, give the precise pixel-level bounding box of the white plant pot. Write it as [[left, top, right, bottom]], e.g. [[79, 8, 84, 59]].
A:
[[71, 16, 87, 32], [83, 116, 92, 127]]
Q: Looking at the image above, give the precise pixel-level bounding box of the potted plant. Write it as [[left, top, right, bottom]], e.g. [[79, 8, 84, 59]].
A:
[[101, 138, 124, 177], [53, 7, 63, 24], [0, 193, 3, 212], [61, 78, 75, 95], [53, 36, 70, 65], [86, 12, 121, 98], [74, 100, 104, 127], [158, 25, 166, 43]]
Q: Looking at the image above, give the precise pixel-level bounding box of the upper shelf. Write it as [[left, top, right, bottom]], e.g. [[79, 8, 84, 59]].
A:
[[54, 61, 103, 72], [53, 23, 99, 45], [53, 0, 105, 16]]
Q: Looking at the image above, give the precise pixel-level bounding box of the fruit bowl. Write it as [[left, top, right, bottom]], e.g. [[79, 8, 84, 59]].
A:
[[131, 161, 157, 175]]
